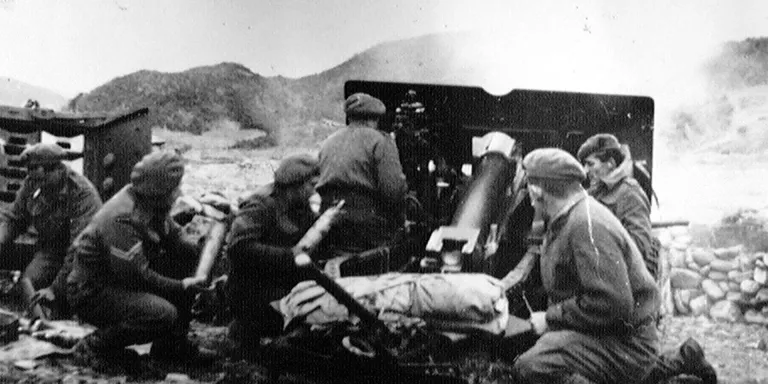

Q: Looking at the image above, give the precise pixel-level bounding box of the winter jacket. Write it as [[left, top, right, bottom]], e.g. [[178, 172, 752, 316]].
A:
[[316, 122, 407, 211], [541, 192, 660, 335], [0, 167, 102, 249], [225, 184, 317, 319], [589, 146, 657, 277], [64, 185, 193, 304]]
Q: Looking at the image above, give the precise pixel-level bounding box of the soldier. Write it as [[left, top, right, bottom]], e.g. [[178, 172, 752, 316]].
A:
[[65, 151, 216, 367], [316, 93, 407, 259], [225, 154, 319, 353], [577, 133, 659, 278], [0, 143, 102, 293], [512, 148, 660, 384]]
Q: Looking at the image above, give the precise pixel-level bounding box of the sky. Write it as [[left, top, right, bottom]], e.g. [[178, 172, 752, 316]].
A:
[[1, 0, 767, 101]]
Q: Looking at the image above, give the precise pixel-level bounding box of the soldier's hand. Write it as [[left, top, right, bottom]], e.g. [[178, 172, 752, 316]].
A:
[[182, 276, 209, 293], [31, 287, 56, 306], [530, 311, 549, 335]]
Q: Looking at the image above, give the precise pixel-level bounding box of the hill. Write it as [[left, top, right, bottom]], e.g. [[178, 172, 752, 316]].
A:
[[0, 77, 67, 109], [68, 33, 768, 152], [664, 37, 768, 155], [67, 32, 487, 146]]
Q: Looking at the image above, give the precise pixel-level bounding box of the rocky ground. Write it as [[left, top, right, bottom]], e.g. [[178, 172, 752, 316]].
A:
[[3, 128, 768, 383]]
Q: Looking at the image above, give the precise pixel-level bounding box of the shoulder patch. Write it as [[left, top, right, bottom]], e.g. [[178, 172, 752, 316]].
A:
[[110, 242, 142, 261]]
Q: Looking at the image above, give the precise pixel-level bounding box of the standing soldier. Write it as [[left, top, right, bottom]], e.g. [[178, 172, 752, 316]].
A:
[[226, 154, 319, 355], [0, 143, 101, 295], [316, 93, 407, 260], [65, 151, 216, 367]]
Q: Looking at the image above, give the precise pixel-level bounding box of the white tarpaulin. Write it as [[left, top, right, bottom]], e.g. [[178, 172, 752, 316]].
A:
[[275, 273, 509, 334]]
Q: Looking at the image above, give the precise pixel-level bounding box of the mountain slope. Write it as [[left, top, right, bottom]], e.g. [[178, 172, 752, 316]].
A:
[[0, 77, 67, 109]]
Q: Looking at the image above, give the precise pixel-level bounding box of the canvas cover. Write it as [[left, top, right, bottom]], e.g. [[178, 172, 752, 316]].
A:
[[275, 273, 509, 334]]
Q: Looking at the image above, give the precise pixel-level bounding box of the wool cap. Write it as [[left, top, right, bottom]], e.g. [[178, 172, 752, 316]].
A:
[[20, 143, 66, 165], [523, 148, 586, 182], [576, 133, 622, 163], [274, 154, 319, 186], [344, 93, 386, 118], [130, 151, 185, 196]]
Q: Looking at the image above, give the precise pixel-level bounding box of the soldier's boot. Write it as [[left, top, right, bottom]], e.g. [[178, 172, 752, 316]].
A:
[[149, 336, 219, 365], [678, 338, 717, 384], [72, 335, 140, 373]]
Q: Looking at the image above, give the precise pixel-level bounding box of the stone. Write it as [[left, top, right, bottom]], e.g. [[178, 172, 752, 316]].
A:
[[754, 266, 768, 285], [707, 271, 728, 281], [709, 300, 743, 322], [657, 231, 674, 248], [668, 249, 687, 268], [741, 279, 761, 295], [689, 295, 710, 316], [673, 290, 691, 315], [744, 309, 768, 325], [701, 279, 725, 300], [726, 291, 743, 302], [728, 270, 753, 283], [699, 265, 711, 276], [718, 281, 730, 293], [710, 259, 739, 272], [670, 268, 702, 289], [713, 244, 743, 260], [672, 234, 692, 247], [763, 252, 768, 266], [756, 288, 768, 303], [740, 254, 758, 272], [728, 281, 741, 292], [164, 373, 191, 383], [689, 247, 716, 266]]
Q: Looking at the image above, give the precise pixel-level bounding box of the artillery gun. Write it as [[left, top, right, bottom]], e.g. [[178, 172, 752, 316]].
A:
[[261, 80, 658, 383]]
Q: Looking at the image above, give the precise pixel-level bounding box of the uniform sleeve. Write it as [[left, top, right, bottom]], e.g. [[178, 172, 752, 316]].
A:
[[49, 243, 76, 298], [104, 219, 184, 295], [372, 134, 407, 204], [615, 186, 655, 272], [226, 202, 295, 275], [68, 183, 103, 245], [545, 218, 635, 331], [0, 182, 33, 244]]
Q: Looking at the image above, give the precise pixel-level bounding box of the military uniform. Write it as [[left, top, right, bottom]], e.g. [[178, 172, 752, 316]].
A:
[[578, 134, 658, 278], [227, 185, 316, 338], [0, 145, 102, 289], [513, 148, 660, 384], [66, 151, 214, 364], [589, 171, 657, 277], [66, 185, 198, 352], [226, 154, 319, 344], [316, 93, 407, 255]]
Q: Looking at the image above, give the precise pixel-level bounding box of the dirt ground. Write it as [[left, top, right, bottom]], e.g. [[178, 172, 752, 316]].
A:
[[3, 128, 768, 383]]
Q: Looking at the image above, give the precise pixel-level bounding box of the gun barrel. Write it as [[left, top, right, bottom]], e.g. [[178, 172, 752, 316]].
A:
[[651, 220, 689, 229]]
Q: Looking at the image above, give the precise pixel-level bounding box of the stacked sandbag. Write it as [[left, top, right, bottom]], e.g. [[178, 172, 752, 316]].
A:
[[662, 225, 768, 323]]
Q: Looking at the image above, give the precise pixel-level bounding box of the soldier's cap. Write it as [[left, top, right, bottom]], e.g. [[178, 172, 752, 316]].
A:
[[577, 133, 622, 163], [20, 143, 66, 166], [274, 154, 319, 187], [130, 150, 185, 196], [344, 93, 386, 118], [523, 148, 586, 182]]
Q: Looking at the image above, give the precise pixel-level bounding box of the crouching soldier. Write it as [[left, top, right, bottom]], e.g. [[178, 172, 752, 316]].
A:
[[0, 143, 102, 317], [66, 151, 217, 366], [512, 148, 661, 384], [226, 154, 319, 354]]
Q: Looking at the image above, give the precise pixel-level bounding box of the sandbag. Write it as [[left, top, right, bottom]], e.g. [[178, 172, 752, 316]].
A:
[[276, 273, 509, 334]]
